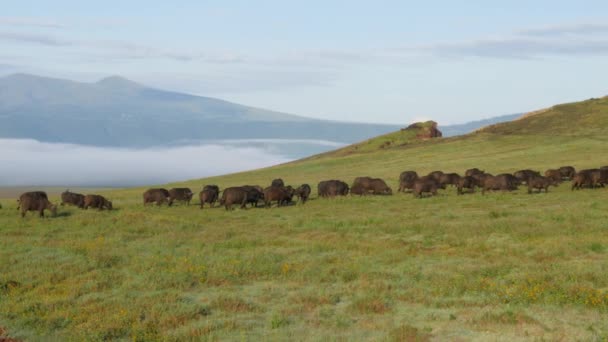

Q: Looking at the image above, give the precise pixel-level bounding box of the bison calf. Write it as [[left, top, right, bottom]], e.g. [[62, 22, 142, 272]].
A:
[[294, 184, 311, 204]]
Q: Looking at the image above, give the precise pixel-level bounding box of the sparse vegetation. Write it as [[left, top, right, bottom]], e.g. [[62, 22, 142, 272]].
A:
[[2, 98, 608, 340]]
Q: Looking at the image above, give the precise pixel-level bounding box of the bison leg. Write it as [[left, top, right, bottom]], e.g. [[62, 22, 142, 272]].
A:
[[21, 210, 26, 218]]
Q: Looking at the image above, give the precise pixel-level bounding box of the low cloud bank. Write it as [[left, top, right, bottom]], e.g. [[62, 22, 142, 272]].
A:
[[0, 139, 296, 187]]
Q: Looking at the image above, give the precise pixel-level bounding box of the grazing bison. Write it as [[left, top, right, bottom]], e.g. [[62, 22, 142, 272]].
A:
[[559, 166, 576, 180], [439, 173, 460, 187], [271, 178, 285, 187], [318, 180, 349, 198], [457, 176, 476, 195], [84, 194, 113, 210], [544, 169, 563, 184], [294, 184, 311, 204], [465, 168, 485, 177], [263, 186, 294, 207], [352, 177, 392, 195], [527, 176, 558, 194], [18, 191, 57, 218], [481, 174, 519, 195], [514, 169, 541, 185], [199, 185, 220, 209], [60, 190, 85, 208], [168, 188, 194, 206], [398, 171, 418, 192], [219, 187, 248, 210], [143, 188, 170, 206], [413, 178, 439, 198]]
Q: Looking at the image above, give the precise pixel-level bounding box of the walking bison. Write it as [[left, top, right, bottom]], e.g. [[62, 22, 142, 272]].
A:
[[143, 188, 170, 206], [168, 188, 194, 206]]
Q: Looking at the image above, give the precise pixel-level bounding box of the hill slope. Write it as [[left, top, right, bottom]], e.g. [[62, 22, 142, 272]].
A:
[[1, 96, 608, 340]]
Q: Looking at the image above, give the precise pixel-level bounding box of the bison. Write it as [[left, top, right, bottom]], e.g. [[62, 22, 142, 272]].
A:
[[60, 190, 85, 208], [572, 169, 605, 189], [481, 174, 519, 195], [143, 188, 170, 206], [427, 171, 444, 183], [544, 169, 563, 184], [471, 173, 493, 188], [168, 188, 194, 206], [240, 185, 265, 207], [457, 176, 476, 195], [413, 178, 438, 198], [219, 187, 248, 210], [18, 191, 57, 218], [294, 184, 311, 204], [199, 185, 220, 209], [263, 186, 294, 208], [559, 166, 576, 180], [352, 177, 392, 195], [84, 194, 113, 210], [513, 169, 541, 185], [318, 180, 349, 198], [398, 171, 418, 192], [439, 173, 460, 187], [527, 176, 558, 194]]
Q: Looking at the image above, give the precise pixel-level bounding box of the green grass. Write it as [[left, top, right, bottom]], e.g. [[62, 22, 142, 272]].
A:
[[2, 101, 608, 340]]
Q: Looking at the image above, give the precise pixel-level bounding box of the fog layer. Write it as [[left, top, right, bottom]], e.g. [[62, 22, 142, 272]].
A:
[[0, 139, 309, 187]]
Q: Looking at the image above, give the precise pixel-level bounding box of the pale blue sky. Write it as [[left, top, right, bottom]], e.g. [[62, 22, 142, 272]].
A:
[[2, 1, 608, 124]]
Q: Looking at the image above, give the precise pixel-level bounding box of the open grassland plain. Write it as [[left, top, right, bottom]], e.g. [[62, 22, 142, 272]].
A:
[[3, 94, 608, 341], [2, 134, 608, 340]]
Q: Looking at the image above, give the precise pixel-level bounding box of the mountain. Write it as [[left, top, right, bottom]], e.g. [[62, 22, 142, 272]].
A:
[[0, 73, 402, 147], [0, 73, 520, 150]]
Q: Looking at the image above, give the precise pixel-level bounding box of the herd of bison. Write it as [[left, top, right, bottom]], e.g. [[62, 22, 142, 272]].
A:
[[7, 165, 608, 218]]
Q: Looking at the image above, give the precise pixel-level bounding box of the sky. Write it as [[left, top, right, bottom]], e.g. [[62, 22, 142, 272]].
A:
[[2, 1, 608, 125]]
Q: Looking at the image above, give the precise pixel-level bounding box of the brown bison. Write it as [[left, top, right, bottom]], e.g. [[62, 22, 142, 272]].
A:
[[199, 185, 220, 209], [219, 187, 249, 210], [544, 169, 563, 183], [513, 169, 541, 185], [271, 178, 285, 187], [413, 178, 439, 198], [559, 166, 576, 180], [263, 186, 294, 208], [481, 174, 519, 195], [61, 190, 85, 208], [572, 169, 605, 189], [457, 176, 476, 195], [398, 171, 418, 192], [352, 177, 392, 195], [168, 188, 194, 206], [143, 188, 170, 206], [294, 184, 311, 204], [465, 168, 485, 177], [318, 180, 349, 198], [18, 191, 57, 218], [439, 173, 460, 187], [471, 173, 493, 188], [84, 194, 113, 210], [527, 176, 558, 194]]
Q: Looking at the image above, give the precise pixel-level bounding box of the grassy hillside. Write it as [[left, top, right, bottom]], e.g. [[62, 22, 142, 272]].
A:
[[2, 97, 608, 340]]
